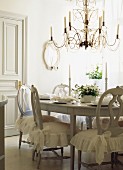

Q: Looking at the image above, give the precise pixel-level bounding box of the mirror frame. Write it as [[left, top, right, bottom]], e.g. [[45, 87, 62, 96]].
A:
[[43, 41, 60, 70]]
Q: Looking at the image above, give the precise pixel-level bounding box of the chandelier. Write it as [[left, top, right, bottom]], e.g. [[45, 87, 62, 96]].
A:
[[49, 0, 120, 51]]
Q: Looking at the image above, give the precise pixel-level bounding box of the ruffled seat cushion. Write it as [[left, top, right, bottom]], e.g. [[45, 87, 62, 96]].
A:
[[92, 116, 123, 129], [51, 113, 86, 128], [70, 129, 123, 165], [15, 115, 61, 135], [29, 122, 73, 151]]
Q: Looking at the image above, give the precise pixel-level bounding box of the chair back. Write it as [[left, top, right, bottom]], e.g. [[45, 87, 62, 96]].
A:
[[31, 85, 43, 130], [96, 86, 123, 137], [52, 83, 69, 97], [17, 84, 32, 117]]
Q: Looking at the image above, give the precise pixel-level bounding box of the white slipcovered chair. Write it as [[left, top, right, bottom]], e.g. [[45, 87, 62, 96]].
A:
[[52, 83, 69, 97], [71, 86, 123, 169], [52, 83, 86, 128], [92, 85, 123, 130], [29, 85, 80, 169], [15, 84, 60, 149]]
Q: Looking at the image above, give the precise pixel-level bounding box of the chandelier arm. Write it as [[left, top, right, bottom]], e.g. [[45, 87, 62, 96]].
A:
[[88, 9, 98, 24], [68, 26, 81, 42], [68, 36, 81, 48], [105, 39, 120, 51], [74, 9, 85, 23], [91, 28, 99, 46], [52, 40, 65, 49], [105, 38, 120, 47], [49, 0, 120, 51]]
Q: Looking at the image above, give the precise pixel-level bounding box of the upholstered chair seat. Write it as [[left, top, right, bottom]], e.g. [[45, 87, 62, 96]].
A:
[[15, 84, 61, 149], [29, 85, 80, 169], [70, 86, 123, 169], [16, 115, 60, 135]]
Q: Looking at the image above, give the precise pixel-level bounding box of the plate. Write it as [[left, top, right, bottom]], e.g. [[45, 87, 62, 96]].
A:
[[53, 101, 67, 104], [40, 98, 50, 100], [89, 103, 108, 107]]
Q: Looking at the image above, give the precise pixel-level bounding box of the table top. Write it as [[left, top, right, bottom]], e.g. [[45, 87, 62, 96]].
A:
[[40, 100, 119, 117]]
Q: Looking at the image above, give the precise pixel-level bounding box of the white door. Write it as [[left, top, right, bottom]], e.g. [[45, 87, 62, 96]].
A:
[[0, 11, 27, 136]]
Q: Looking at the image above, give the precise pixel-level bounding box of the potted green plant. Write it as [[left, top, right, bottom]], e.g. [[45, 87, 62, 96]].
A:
[[86, 66, 102, 79], [74, 84, 100, 103]]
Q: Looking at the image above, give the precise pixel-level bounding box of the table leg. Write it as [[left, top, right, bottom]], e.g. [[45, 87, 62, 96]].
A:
[[47, 111, 50, 116], [70, 114, 76, 170], [86, 116, 92, 129], [88, 116, 92, 129]]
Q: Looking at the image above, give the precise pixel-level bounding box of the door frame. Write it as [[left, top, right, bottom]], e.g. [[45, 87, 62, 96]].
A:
[[0, 10, 28, 136], [0, 10, 28, 84]]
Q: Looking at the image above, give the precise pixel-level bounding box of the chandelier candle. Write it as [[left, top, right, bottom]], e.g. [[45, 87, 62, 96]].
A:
[[69, 11, 71, 30], [99, 16, 102, 30], [117, 24, 119, 36], [64, 17, 66, 33], [103, 10, 105, 25], [50, 26, 53, 41], [50, 26, 52, 37]]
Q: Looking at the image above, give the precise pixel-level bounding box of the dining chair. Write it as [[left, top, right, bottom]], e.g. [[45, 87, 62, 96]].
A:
[[51, 83, 70, 122], [92, 86, 123, 129], [52, 83, 69, 97], [52, 83, 86, 127], [70, 86, 123, 170], [29, 85, 80, 169], [15, 84, 60, 149]]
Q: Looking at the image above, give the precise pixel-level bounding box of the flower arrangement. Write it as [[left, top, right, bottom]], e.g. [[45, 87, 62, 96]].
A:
[[74, 84, 100, 98], [86, 65, 102, 79]]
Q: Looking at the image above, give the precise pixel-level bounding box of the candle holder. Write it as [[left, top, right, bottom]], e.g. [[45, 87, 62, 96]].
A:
[[49, 0, 120, 51], [105, 77, 108, 91], [69, 77, 71, 96]]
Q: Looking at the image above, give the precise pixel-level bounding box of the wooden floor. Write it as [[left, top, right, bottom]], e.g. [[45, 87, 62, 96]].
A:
[[5, 136, 123, 170]]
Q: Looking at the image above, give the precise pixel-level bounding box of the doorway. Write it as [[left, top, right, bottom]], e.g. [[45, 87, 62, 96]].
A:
[[0, 11, 27, 136]]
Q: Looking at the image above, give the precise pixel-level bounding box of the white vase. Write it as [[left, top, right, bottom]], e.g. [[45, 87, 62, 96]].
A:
[[80, 95, 96, 103]]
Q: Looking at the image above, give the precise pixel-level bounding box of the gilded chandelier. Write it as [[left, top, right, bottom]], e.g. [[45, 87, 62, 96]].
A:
[[50, 0, 120, 50]]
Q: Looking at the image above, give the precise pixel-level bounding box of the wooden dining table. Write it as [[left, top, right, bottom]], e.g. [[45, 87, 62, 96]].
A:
[[40, 100, 119, 170]]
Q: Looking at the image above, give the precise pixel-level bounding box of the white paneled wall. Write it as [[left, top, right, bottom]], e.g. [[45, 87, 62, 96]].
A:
[[0, 0, 122, 94]]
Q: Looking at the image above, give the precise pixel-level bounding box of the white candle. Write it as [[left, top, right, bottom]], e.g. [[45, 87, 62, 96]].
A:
[[69, 65, 71, 79], [85, 0, 87, 5], [50, 26, 52, 37], [103, 0, 105, 9], [105, 62, 107, 78], [64, 17, 66, 29], [69, 11, 71, 23], [103, 0, 105, 22], [103, 10, 105, 22], [117, 24, 119, 35], [99, 16, 102, 29]]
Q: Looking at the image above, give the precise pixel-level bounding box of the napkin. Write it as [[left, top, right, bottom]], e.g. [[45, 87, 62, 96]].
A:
[[51, 96, 79, 103], [39, 93, 55, 100], [92, 96, 112, 105]]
